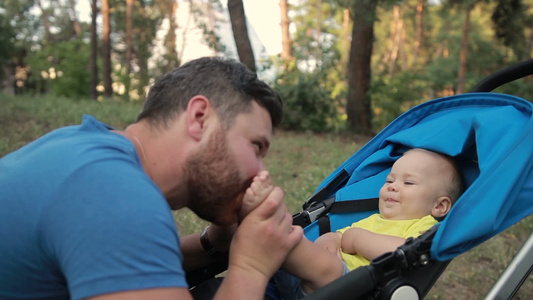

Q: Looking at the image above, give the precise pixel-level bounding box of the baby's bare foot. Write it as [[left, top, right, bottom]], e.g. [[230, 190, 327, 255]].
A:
[[239, 171, 274, 220]]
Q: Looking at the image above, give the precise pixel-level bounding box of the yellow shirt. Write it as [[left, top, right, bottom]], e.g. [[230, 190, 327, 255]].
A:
[[337, 214, 437, 270]]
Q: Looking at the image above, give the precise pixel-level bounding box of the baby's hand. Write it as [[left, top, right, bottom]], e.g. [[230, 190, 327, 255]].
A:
[[239, 171, 274, 221]]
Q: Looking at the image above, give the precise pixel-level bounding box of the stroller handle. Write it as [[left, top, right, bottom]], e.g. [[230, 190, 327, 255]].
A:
[[470, 59, 533, 92]]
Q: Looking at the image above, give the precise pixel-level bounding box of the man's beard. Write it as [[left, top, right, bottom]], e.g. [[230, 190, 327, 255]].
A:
[[183, 127, 252, 225]]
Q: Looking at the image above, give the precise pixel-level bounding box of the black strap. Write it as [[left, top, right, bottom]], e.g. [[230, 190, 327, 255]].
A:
[[329, 197, 379, 214], [318, 216, 331, 236], [317, 198, 379, 235]]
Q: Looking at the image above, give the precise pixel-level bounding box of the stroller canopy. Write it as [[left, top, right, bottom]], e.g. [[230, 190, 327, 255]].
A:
[[315, 92, 533, 261]]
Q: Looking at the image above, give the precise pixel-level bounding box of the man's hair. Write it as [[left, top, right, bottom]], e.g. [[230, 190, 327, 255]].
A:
[[137, 57, 283, 129]]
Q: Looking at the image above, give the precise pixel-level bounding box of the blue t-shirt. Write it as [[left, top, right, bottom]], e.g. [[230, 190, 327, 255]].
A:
[[0, 115, 187, 299]]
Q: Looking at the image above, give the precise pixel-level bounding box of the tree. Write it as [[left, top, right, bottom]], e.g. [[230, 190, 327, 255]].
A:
[[444, 0, 483, 94], [411, 0, 425, 68], [386, 5, 407, 76], [456, 4, 472, 94], [0, 13, 16, 94], [90, 0, 99, 100], [346, 0, 379, 135], [36, 0, 52, 44], [126, 0, 134, 74], [101, 0, 113, 98], [280, 0, 294, 67], [163, 0, 179, 73], [227, 0, 256, 71], [491, 0, 528, 60], [67, 0, 82, 37]]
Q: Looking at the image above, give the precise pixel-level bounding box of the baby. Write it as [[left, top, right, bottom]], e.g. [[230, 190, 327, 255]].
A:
[[240, 148, 464, 298]]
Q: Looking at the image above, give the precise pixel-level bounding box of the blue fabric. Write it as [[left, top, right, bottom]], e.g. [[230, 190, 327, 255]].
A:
[[310, 93, 533, 260], [0, 115, 186, 299]]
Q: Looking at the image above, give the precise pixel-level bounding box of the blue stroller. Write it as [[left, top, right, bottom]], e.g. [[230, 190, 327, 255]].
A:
[[188, 59, 533, 299]]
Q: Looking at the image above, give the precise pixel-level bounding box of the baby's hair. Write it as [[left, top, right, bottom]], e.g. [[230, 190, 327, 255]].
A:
[[445, 156, 465, 205], [404, 148, 465, 205]]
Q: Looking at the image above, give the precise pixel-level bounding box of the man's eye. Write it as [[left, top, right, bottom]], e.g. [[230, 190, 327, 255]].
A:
[[253, 143, 262, 154]]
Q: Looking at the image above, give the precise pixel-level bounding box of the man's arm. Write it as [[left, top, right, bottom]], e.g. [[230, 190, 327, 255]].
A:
[[341, 228, 406, 261], [180, 224, 235, 272], [90, 187, 301, 300]]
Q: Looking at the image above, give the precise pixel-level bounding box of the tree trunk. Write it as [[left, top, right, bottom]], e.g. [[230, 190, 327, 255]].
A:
[[101, 0, 113, 98], [90, 0, 98, 100], [342, 8, 351, 68], [136, 0, 150, 96], [411, 0, 424, 68], [126, 0, 133, 75], [315, 0, 322, 62], [164, 0, 179, 72], [280, 0, 293, 67], [346, 0, 378, 135], [228, 0, 255, 72], [457, 5, 472, 94], [36, 0, 51, 43], [68, 0, 82, 37], [388, 5, 401, 75], [2, 64, 15, 95]]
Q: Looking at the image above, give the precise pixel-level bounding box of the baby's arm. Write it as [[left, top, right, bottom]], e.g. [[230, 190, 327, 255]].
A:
[[238, 171, 274, 221], [341, 228, 406, 261]]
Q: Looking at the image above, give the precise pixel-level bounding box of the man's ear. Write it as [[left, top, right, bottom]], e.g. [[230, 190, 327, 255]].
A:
[[432, 196, 452, 219], [186, 96, 212, 141]]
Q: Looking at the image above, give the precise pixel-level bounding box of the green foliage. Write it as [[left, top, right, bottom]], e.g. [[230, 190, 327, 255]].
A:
[[0, 13, 16, 70], [4, 0, 533, 133], [274, 67, 345, 132], [491, 0, 529, 59], [111, 0, 163, 94], [26, 40, 91, 98], [370, 71, 430, 131]]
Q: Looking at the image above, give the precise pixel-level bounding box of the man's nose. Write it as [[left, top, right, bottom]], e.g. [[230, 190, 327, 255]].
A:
[[258, 159, 265, 172]]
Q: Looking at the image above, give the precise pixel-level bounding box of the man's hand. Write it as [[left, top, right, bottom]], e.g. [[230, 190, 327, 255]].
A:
[[215, 187, 303, 299]]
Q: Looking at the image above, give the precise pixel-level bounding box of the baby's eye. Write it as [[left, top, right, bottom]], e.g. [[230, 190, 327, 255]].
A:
[[404, 181, 414, 185]]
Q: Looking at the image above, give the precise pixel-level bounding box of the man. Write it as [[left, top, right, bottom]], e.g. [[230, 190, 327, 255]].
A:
[[0, 57, 303, 299]]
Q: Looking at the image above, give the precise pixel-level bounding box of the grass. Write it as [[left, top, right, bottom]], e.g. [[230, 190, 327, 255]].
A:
[[1, 94, 531, 299]]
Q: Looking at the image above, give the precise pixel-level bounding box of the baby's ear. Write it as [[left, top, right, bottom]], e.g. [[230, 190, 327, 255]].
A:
[[432, 196, 452, 219]]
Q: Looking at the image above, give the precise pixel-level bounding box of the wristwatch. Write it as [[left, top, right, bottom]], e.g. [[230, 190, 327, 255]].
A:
[[200, 226, 218, 257]]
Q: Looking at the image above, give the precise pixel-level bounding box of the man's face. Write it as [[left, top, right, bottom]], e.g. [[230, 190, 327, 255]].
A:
[[185, 101, 273, 225]]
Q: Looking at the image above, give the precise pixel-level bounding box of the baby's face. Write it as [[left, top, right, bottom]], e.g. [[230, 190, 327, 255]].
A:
[[378, 150, 449, 220]]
